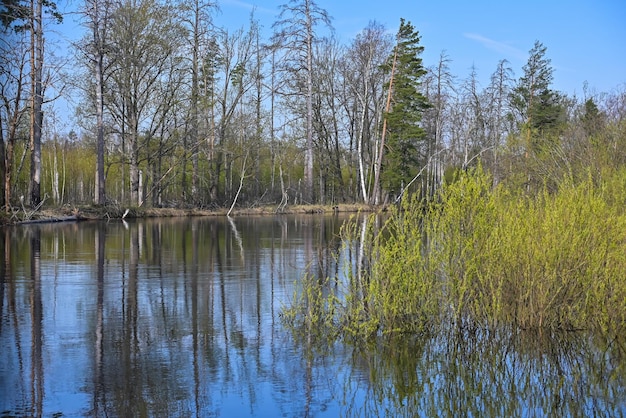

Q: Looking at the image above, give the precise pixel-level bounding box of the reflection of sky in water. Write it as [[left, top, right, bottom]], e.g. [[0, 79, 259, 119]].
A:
[[1, 217, 625, 417]]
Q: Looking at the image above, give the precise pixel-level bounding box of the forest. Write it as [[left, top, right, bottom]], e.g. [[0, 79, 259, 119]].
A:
[[1, 0, 625, 214]]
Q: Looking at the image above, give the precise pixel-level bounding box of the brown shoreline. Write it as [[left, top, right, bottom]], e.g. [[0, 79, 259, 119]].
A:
[[2, 203, 377, 226]]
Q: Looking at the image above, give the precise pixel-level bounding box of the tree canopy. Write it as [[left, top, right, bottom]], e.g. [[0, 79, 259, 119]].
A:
[[1, 2, 625, 214]]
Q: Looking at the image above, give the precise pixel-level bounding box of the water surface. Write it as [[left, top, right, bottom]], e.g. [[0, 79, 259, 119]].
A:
[[1, 215, 625, 417]]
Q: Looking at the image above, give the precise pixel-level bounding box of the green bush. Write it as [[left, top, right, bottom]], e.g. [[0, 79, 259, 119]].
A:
[[285, 166, 626, 339]]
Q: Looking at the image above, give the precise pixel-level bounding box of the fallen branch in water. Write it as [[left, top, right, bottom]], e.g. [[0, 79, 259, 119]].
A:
[[17, 215, 79, 225]]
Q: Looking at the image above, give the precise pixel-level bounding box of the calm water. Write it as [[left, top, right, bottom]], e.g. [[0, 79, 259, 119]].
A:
[[1, 215, 625, 417]]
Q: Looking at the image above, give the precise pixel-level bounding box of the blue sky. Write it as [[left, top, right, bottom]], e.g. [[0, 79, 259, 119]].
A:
[[218, 0, 626, 96]]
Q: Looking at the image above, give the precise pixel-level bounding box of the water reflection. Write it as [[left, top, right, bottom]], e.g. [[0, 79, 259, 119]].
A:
[[1, 216, 625, 417], [341, 328, 626, 417]]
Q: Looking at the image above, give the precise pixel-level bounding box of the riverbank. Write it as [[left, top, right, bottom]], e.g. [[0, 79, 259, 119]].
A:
[[1, 202, 374, 226]]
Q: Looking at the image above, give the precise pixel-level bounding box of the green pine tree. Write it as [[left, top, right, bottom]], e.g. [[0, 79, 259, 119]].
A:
[[581, 97, 604, 137], [381, 18, 430, 196], [510, 41, 564, 153]]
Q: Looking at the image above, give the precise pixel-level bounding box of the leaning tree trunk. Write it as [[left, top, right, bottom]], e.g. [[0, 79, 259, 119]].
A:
[[372, 46, 397, 205]]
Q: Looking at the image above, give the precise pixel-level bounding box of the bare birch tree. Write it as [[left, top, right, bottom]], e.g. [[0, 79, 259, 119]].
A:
[[341, 22, 392, 203]]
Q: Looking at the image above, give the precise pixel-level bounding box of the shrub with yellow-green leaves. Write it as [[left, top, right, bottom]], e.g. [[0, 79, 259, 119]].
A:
[[285, 166, 626, 339]]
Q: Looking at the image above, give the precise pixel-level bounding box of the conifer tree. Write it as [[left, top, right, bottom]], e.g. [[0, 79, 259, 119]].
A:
[[510, 41, 564, 153], [377, 18, 429, 200], [581, 97, 604, 137]]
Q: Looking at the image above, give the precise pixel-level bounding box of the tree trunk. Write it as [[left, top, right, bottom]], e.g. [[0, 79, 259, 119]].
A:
[[356, 85, 369, 203], [190, 0, 200, 204], [5, 139, 14, 211], [0, 120, 5, 209], [303, 1, 314, 203], [30, 0, 43, 207], [129, 125, 140, 206], [87, 0, 111, 205], [51, 140, 59, 203], [372, 46, 397, 205], [95, 36, 106, 204]]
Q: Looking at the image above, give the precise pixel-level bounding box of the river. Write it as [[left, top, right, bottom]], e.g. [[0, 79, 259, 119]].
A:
[[1, 215, 625, 417]]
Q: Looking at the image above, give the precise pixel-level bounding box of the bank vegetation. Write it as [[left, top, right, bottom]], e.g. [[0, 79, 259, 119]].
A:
[[284, 164, 626, 336]]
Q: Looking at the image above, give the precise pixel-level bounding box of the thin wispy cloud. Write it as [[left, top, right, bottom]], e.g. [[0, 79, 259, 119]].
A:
[[220, 0, 275, 16], [464, 33, 526, 61]]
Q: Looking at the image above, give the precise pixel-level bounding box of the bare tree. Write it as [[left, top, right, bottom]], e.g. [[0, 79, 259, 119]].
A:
[[466, 67, 484, 165], [210, 24, 260, 203], [28, 0, 61, 207], [29, 0, 44, 207], [272, 0, 332, 204], [340, 21, 392, 203], [0, 32, 29, 211], [79, 0, 115, 205], [106, 0, 185, 206], [0, 0, 61, 208], [145, 55, 187, 207], [485, 59, 513, 183], [424, 51, 454, 196], [312, 36, 344, 203], [179, 0, 216, 203]]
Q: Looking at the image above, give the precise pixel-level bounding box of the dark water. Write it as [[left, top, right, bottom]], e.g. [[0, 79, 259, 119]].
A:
[[1, 215, 625, 417]]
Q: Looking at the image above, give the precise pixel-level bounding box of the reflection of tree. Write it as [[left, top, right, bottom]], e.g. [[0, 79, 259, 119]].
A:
[[227, 216, 244, 262], [190, 218, 201, 415], [119, 221, 141, 414], [1, 228, 26, 413], [313, 215, 340, 282], [92, 223, 106, 416], [342, 327, 626, 417], [29, 227, 44, 417], [0, 228, 7, 336], [303, 216, 313, 418]]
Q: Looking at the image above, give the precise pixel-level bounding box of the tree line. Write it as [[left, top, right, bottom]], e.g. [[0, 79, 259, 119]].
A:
[[1, 0, 625, 212]]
